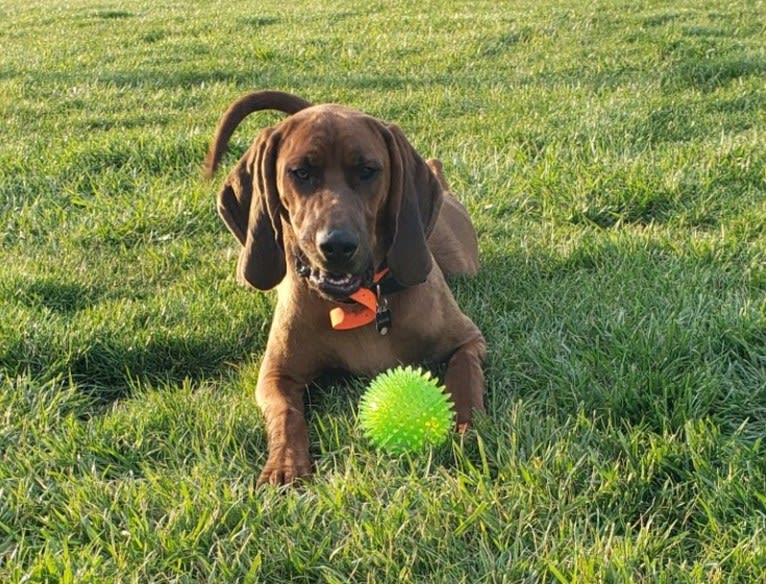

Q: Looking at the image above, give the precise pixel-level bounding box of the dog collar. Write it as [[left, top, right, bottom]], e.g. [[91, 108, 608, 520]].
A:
[[329, 268, 393, 334]]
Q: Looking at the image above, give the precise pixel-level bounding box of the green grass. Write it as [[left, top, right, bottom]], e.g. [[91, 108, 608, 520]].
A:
[[2, 0, 766, 581]]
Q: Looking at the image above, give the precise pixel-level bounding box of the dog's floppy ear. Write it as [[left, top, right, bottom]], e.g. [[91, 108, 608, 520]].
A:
[[382, 123, 444, 287], [216, 128, 286, 290]]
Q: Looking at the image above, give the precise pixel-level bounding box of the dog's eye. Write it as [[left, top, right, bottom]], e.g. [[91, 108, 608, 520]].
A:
[[289, 168, 311, 182], [359, 166, 379, 181]]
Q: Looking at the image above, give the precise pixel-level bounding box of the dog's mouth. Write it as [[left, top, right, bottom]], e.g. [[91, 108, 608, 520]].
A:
[[295, 245, 373, 301], [308, 269, 365, 300]]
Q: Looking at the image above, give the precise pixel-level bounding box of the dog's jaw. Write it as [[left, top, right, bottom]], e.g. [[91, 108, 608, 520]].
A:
[[293, 245, 374, 302], [308, 269, 364, 300]]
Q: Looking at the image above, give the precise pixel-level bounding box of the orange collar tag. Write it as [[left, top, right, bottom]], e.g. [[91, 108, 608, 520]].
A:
[[329, 269, 389, 331]]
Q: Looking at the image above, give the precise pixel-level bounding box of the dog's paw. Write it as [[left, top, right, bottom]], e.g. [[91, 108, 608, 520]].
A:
[[257, 447, 313, 487]]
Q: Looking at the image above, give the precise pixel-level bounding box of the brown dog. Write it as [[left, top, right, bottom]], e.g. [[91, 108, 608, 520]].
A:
[[205, 91, 486, 485]]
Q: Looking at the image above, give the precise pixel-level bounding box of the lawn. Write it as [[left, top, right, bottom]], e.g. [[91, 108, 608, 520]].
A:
[[2, 0, 766, 581]]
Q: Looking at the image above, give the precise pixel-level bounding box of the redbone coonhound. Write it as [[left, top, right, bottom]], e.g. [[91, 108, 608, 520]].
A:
[[205, 91, 486, 485]]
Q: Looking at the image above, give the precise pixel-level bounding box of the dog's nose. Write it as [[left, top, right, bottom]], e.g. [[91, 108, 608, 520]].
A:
[[317, 229, 359, 263]]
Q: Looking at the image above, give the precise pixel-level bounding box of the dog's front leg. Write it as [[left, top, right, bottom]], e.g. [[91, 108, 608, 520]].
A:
[[444, 333, 487, 432], [255, 364, 313, 486]]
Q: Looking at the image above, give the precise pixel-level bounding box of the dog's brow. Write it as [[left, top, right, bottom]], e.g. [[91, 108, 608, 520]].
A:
[[284, 148, 322, 168], [360, 158, 383, 170]]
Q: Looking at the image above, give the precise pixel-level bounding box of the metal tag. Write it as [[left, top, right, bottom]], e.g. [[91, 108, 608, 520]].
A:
[[375, 289, 391, 335]]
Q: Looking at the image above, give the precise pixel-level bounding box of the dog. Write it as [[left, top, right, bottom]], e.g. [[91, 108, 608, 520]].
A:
[[205, 90, 486, 485]]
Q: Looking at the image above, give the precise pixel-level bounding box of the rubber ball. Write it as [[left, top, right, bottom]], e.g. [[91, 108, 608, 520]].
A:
[[358, 365, 455, 453]]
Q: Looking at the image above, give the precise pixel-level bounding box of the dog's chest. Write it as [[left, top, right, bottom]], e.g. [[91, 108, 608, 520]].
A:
[[328, 323, 442, 376]]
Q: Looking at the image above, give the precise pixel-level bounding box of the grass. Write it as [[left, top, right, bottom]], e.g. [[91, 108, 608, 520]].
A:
[[1, 0, 766, 581]]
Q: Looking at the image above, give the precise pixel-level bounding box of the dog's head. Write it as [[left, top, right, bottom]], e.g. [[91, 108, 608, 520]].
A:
[[215, 101, 443, 302]]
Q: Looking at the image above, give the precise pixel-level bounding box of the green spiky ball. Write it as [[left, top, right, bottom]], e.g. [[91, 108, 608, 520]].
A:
[[359, 366, 455, 453]]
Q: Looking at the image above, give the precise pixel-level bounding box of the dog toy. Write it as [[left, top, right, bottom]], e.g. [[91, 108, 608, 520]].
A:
[[358, 365, 454, 453]]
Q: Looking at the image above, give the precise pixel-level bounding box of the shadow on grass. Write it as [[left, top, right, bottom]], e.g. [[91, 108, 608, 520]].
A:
[[4, 275, 266, 405], [14, 278, 100, 315], [4, 329, 259, 405], [475, 240, 766, 438]]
